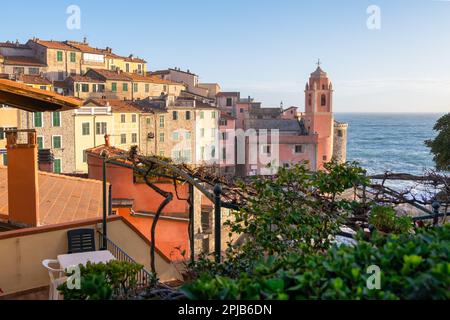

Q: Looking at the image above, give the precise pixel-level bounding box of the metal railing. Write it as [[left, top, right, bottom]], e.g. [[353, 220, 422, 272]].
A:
[[98, 231, 153, 289]]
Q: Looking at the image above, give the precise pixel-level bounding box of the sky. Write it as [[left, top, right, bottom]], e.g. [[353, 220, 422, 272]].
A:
[[1, 0, 450, 113]]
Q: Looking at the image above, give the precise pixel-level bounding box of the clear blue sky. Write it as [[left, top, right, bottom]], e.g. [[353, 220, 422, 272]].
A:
[[2, 0, 450, 112]]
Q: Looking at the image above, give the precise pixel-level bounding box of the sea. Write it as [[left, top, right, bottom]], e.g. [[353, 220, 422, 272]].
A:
[[334, 113, 446, 176]]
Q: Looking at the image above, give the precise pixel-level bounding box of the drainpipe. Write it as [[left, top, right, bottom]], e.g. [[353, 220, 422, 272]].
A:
[[102, 156, 107, 250]]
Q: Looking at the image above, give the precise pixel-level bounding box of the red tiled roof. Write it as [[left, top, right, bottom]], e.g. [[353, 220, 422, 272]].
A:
[[84, 98, 141, 113], [65, 41, 105, 55], [87, 68, 181, 85], [3, 56, 46, 67], [216, 92, 240, 98], [33, 39, 77, 51], [17, 74, 52, 86], [67, 75, 105, 83], [0, 41, 30, 49], [86, 68, 131, 81], [0, 166, 107, 226]]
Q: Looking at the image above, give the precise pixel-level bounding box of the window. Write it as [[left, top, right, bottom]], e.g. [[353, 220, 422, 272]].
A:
[[58, 71, 65, 80], [321, 94, 326, 106], [211, 111, 216, 119], [81, 84, 89, 92], [123, 83, 128, 92], [2, 154, 7, 166], [186, 111, 191, 120], [29, 67, 39, 75], [323, 155, 327, 161], [200, 111, 204, 119], [172, 132, 179, 141], [37, 136, 44, 149], [211, 128, 216, 137], [200, 146, 205, 160], [52, 112, 61, 127], [133, 83, 138, 92], [75, 83, 80, 92], [34, 112, 43, 127], [338, 130, 343, 137], [145, 84, 149, 93], [262, 145, 271, 155], [96, 122, 107, 135], [240, 108, 244, 113], [126, 63, 130, 73], [220, 118, 228, 126], [226, 98, 232, 107], [211, 146, 216, 158], [185, 131, 191, 140], [52, 136, 62, 149], [111, 82, 117, 92], [222, 147, 227, 161], [308, 94, 312, 106], [295, 145, 303, 153], [70, 52, 76, 63], [201, 211, 212, 234], [322, 84, 326, 90], [200, 128, 205, 138], [159, 133, 165, 142], [120, 134, 127, 144], [98, 84, 105, 92], [159, 115, 164, 128], [13, 67, 25, 74], [221, 132, 228, 140], [173, 111, 178, 120], [121, 114, 126, 123], [83, 150, 88, 163], [132, 133, 138, 143], [131, 114, 137, 123], [146, 117, 151, 125], [57, 51, 63, 62], [53, 159, 61, 174], [40, 86, 47, 91], [0, 128, 4, 140], [82, 123, 90, 135]]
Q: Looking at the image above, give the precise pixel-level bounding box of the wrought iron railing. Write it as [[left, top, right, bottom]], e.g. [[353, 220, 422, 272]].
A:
[[98, 231, 153, 289]]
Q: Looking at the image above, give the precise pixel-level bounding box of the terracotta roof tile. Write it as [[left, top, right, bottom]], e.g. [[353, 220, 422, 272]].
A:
[[33, 39, 77, 51], [84, 98, 141, 113], [0, 166, 107, 226], [17, 74, 52, 86], [66, 75, 105, 83], [3, 56, 46, 67]]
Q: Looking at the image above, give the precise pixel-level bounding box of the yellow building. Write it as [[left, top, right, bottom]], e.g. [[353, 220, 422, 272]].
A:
[[85, 99, 141, 153], [73, 103, 114, 173], [16, 74, 53, 91], [0, 106, 19, 165]]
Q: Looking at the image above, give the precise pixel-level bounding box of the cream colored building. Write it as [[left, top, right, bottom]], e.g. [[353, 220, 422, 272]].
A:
[[0, 106, 19, 165], [73, 104, 114, 173]]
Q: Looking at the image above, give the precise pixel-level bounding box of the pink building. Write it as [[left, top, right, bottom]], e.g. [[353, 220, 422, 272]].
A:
[[216, 65, 347, 175]]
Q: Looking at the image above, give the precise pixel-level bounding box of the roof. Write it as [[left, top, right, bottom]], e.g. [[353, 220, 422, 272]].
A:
[[3, 56, 46, 67], [17, 74, 52, 86], [0, 41, 30, 49], [220, 112, 236, 120], [86, 68, 131, 81], [216, 92, 240, 98], [32, 39, 77, 51], [84, 99, 141, 113], [85, 143, 129, 158], [66, 75, 105, 83], [246, 119, 302, 131], [310, 66, 328, 78], [64, 41, 104, 55], [0, 166, 106, 226], [250, 107, 281, 117], [0, 78, 82, 112]]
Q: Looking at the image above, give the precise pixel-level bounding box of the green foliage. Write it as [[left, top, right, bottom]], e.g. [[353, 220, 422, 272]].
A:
[[181, 225, 450, 300], [218, 162, 368, 273], [425, 113, 450, 171], [58, 260, 147, 300], [369, 205, 413, 234]]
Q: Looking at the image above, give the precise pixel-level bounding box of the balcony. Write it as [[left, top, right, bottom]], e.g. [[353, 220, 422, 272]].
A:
[[0, 215, 182, 299]]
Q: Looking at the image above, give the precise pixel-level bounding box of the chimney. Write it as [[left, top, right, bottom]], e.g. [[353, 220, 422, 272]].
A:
[[104, 134, 110, 147], [83, 37, 88, 44], [6, 130, 40, 227]]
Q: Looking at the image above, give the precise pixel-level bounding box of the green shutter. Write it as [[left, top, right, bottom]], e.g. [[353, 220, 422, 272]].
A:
[[57, 51, 63, 62], [52, 112, 61, 127], [54, 159, 61, 174], [37, 137, 43, 149], [3, 154, 7, 166], [123, 83, 128, 92], [34, 112, 42, 127], [70, 52, 76, 63], [112, 83, 117, 92], [53, 136, 62, 149]]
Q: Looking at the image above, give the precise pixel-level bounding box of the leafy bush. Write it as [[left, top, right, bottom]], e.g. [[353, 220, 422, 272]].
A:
[[369, 205, 413, 234], [58, 260, 147, 300], [181, 225, 450, 300]]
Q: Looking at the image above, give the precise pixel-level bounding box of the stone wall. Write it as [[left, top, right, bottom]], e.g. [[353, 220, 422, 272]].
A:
[[333, 122, 348, 164]]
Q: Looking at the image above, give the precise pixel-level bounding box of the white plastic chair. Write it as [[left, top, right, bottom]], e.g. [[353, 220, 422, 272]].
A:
[[42, 259, 65, 300]]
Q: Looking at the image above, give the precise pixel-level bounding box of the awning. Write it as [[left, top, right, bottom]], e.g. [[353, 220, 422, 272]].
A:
[[0, 79, 82, 112]]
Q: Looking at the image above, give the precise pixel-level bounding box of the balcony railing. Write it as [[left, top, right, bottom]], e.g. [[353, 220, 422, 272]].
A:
[[98, 231, 154, 289]]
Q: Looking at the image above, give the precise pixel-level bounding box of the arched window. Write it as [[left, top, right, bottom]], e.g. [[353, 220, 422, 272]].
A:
[[321, 94, 326, 106], [308, 94, 312, 106]]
